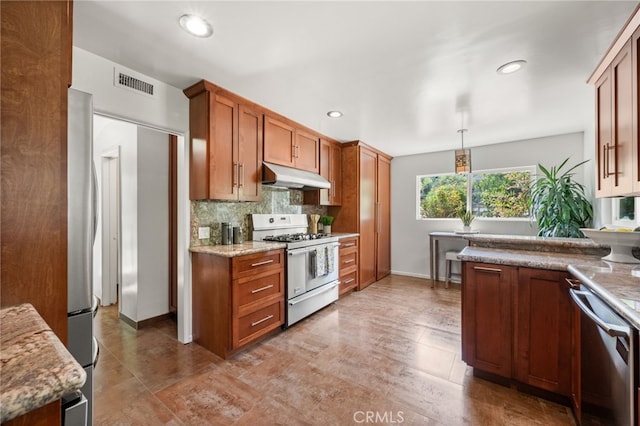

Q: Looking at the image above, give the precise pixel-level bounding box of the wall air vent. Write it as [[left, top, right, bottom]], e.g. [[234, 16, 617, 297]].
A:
[[113, 66, 154, 97]]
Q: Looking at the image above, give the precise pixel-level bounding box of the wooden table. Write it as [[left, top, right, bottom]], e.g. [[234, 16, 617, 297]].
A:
[[429, 231, 470, 286]]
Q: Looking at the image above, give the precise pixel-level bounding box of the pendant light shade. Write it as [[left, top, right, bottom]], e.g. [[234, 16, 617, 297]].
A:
[[455, 128, 471, 174]]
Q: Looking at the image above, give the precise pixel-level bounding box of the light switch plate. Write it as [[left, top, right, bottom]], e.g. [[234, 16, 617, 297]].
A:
[[198, 227, 210, 239]]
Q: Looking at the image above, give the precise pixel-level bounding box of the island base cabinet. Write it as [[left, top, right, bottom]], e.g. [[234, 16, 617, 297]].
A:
[[462, 262, 515, 379], [515, 268, 572, 397]]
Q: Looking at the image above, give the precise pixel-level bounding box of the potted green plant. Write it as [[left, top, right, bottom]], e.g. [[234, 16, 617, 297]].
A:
[[319, 216, 334, 234], [529, 157, 593, 238], [458, 208, 475, 231]]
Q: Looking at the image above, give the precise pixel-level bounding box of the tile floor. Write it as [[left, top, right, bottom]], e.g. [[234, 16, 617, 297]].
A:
[[94, 275, 576, 425]]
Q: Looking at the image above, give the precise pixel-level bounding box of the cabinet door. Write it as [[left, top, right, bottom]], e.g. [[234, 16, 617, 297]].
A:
[[295, 129, 320, 173], [515, 268, 572, 396], [209, 93, 238, 200], [263, 115, 295, 168], [596, 69, 613, 197], [329, 141, 342, 205], [462, 262, 514, 378], [633, 26, 640, 193], [611, 41, 634, 196], [359, 147, 378, 289], [319, 139, 332, 205], [376, 155, 391, 280], [238, 104, 262, 201]]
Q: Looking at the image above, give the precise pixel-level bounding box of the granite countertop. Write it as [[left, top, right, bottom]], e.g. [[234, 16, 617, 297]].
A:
[[1, 303, 86, 423], [190, 241, 286, 257], [332, 232, 359, 239], [458, 246, 601, 272], [568, 262, 640, 330], [465, 233, 608, 255]]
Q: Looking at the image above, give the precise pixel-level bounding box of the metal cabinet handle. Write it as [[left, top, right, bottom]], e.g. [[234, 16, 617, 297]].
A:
[[342, 243, 355, 248], [344, 278, 355, 284], [343, 259, 355, 264], [473, 266, 502, 273], [564, 277, 580, 289], [251, 259, 274, 267], [603, 143, 608, 178], [251, 284, 274, 294], [251, 314, 274, 327], [239, 163, 245, 187]]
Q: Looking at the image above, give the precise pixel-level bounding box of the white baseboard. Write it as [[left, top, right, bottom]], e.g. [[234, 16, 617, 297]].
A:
[[390, 270, 429, 279]]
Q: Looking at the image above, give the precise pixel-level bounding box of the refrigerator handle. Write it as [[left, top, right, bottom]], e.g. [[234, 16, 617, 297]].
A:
[[91, 163, 98, 244]]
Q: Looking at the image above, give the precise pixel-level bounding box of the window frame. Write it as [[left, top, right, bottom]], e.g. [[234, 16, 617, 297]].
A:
[[416, 165, 536, 221]]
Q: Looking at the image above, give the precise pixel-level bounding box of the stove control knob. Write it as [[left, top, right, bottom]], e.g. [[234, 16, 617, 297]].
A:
[[269, 218, 274, 223]]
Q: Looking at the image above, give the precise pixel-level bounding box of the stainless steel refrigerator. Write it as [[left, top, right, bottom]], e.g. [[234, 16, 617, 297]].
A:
[[65, 88, 98, 425]]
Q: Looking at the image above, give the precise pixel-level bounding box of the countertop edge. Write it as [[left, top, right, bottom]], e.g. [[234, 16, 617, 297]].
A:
[[189, 242, 287, 257], [0, 304, 87, 423]]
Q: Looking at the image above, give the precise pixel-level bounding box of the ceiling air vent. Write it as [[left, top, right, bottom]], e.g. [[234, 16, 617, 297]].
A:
[[113, 67, 154, 97]]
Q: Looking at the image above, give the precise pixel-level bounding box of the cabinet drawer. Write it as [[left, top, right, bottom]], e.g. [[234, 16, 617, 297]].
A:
[[236, 271, 283, 308], [339, 250, 358, 270], [237, 301, 283, 347], [232, 250, 284, 277], [339, 271, 358, 295], [339, 237, 358, 253]]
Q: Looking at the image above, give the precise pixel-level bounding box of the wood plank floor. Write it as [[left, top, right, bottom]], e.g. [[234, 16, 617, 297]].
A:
[[94, 274, 575, 425]]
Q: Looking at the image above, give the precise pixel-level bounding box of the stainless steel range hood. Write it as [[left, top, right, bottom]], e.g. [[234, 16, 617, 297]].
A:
[[262, 162, 331, 190]]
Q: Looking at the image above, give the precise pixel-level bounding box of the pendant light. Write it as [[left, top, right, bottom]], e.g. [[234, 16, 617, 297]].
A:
[[455, 128, 471, 174]]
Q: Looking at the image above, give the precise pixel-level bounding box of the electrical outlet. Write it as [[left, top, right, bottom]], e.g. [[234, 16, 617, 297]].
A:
[[198, 227, 210, 239]]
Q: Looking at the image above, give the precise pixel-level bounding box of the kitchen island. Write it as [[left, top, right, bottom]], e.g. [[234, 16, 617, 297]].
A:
[[457, 233, 640, 420]]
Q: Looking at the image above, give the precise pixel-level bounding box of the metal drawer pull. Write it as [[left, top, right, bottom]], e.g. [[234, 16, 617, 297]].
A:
[[251, 259, 274, 267], [344, 278, 355, 284], [343, 259, 355, 264], [342, 243, 355, 247], [251, 284, 274, 294], [565, 277, 581, 289], [251, 314, 274, 327], [473, 266, 502, 273]]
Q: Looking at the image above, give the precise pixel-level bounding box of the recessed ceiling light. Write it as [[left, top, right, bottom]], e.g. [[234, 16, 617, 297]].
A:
[[179, 14, 213, 38], [327, 111, 343, 118], [496, 60, 527, 75]]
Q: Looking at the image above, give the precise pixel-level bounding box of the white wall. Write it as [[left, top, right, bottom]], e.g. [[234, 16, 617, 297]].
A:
[[137, 128, 169, 321], [92, 116, 137, 309], [391, 132, 587, 279], [73, 47, 192, 342]]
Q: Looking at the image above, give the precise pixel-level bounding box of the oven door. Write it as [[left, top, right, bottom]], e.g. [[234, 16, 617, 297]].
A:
[[570, 287, 636, 426], [287, 242, 340, 298]]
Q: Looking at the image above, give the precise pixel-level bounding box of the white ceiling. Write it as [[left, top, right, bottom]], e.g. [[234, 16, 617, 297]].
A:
[[73, 1, 637, 157]]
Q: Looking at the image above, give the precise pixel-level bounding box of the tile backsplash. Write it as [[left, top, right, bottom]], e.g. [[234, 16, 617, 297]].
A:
[[190, 187, 327, 246]]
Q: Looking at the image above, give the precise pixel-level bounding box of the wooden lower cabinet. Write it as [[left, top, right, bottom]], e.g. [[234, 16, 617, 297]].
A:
[[338, 236, 359, 296], [515, 268, 572, 396], [462, 262, 574, 399], [462, 262, 515, 378], [192, 249, 284, 358]]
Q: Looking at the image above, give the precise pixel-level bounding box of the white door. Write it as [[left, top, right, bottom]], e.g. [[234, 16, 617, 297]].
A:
[[101, 153, 120, 306]]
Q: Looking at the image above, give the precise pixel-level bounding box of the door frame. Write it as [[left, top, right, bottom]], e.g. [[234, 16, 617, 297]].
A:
[[100, 146, 121, 307]]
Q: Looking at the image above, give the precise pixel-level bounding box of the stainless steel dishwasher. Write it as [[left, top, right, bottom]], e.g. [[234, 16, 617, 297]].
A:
[[570, 285, 637, 426]]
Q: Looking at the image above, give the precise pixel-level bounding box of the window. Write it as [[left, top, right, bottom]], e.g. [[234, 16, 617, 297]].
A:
[[612, 196, 638, 226], [417, 166, 534, 219]]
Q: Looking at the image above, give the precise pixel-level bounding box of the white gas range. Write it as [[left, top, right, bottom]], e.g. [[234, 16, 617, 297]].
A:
[[251, 214, 340, 327]]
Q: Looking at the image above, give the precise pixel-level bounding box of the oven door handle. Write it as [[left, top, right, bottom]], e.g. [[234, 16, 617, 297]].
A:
[[288, 280, 340, 306], [288, 242, 340, 256], [569, 289, 630, 338]]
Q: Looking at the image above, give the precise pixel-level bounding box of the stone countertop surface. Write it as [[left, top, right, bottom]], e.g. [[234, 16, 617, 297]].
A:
[[0, 303, 86, 423], [189, 241, 286, 257], [465, 233, 608, 255], [459, 245, 640, 330], [458, 246, 602, 271], [332, 232, 359, 239], [568, 262, 640, 330]]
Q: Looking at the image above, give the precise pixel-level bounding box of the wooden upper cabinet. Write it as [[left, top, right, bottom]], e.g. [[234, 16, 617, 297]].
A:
[[295, 129, 320, 173], [264, 115, 295, 168], [515, 268, 572, 396], [590, 5, 640, 198], [264, 114, 320, 173], [596, 41, 634, 197], [304, 138, 342, 206], [184, 80, 262, 201]]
